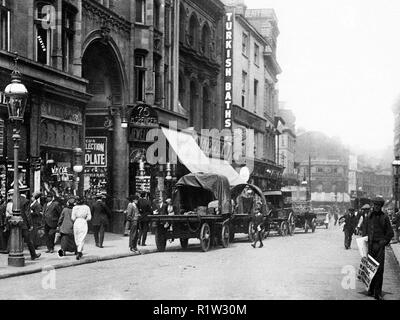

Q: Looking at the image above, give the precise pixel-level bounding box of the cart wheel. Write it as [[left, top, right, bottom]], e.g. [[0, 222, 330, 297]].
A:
[[248, 221, 255, 242], [311, 218, 316, 233], [180, 238, 189, 249], [221, 224, 230, 248], [304, 221, 309, 233], [280, 221, 288, 236], [200, 223, 211, 252], [155, 226, 167, 252]]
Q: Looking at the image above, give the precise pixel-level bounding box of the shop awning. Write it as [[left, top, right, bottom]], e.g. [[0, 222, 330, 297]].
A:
[[161, 127, 247, 186]]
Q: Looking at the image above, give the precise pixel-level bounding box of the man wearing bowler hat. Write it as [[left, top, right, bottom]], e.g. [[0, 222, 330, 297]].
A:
[[362, 196, 394, 300]]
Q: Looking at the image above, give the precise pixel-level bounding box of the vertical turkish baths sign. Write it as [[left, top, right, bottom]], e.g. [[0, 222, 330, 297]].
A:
[[224, 9, 234, 129], [85, 137, 107, 167]]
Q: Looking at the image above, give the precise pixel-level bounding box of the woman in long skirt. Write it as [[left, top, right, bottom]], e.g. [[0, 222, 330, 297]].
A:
[[71, 196, 92, 260], [57, 198, 77, 257]]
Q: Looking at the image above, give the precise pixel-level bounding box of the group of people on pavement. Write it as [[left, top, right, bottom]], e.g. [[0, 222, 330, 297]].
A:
[[339, 196, 394, 300], [125, 192, 177, 253], [0, 189, 112, 261]]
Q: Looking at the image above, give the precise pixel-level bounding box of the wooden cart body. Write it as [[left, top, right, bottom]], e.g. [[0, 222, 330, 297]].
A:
[[230, 183, 268, 242], [263, 190, 295, 236], [149, 173, 231, 252]]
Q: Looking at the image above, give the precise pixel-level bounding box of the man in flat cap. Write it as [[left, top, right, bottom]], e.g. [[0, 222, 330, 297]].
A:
[[362, 196, 394, 300], [339, 208, 358, 249]]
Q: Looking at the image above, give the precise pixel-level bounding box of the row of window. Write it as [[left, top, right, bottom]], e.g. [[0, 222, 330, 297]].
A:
[[242, 32, 260, 66]]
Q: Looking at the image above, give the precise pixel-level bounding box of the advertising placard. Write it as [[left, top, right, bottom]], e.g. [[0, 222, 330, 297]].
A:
[[85, 137, 107, 168]]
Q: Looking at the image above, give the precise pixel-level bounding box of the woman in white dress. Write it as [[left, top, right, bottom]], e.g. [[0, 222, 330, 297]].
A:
[[71, 196, 92, 260]]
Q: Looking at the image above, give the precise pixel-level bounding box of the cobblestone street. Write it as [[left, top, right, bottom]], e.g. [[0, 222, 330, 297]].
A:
[[1, 223, 399, 300]]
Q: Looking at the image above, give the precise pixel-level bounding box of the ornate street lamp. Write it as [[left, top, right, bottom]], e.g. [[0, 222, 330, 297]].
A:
[[73, 148, 84, 196], [4, 55, 28, 267], [392, 156, 400, 212]]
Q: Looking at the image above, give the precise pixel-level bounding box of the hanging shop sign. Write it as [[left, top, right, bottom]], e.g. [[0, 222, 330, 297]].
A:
[[224, 9, 234, 129], [129, 104, 159, 143], [85, 137, 107, 167]]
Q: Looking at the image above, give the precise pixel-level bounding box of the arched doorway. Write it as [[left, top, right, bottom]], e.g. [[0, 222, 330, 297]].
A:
[[82, 39, 128, 233]]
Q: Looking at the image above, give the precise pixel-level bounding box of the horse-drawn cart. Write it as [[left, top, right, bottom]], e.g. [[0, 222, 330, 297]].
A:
[[149, 173, 232, 252], [229, 184, 268, 242], [263, 191, 295, 237]]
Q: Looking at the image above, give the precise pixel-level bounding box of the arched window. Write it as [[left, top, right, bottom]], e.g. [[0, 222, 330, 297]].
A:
[[179, 4, 186, 43], [201, 23, 210, 56], [188, 14, 199, 48]]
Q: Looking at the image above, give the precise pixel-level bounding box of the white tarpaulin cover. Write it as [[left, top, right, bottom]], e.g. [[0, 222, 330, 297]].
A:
[[161, 127, 247, 186]]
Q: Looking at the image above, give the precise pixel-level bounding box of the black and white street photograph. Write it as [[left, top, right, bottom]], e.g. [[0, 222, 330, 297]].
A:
[[0, 0, 400, 304]]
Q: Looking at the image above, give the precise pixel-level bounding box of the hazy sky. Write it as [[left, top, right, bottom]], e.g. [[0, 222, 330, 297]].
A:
[[244, 0, 400, 153]]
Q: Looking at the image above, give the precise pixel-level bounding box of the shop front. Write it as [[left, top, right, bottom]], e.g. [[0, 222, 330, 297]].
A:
[[38, 98, 84, 203]]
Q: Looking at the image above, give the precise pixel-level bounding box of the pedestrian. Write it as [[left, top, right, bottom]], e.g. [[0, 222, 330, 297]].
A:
[[8, 189, 41, 260], [333, 209, 339, 226], [91, 194, 111, 248], [42, 192, 62, 253], [71, 196, 92, 260], [138, 192, 152, 246], [0, 191, 11, 253], [339, 208, 357, 249], [127, 195, 140, 253], [251, 202, 265, 248], [355, 204, 370, 236], [30, 192, 43, 249], [362, 196, 394, 300], [57, 198, 77, 257], [392, 210, 400, 244]]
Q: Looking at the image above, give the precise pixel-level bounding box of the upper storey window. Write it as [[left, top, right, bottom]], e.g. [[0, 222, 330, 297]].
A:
[[136, 0, 146, 24], [0, 0, 10, 51]]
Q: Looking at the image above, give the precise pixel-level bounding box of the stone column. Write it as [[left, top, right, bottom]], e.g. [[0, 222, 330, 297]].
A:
[[111, 107, 129, 234]]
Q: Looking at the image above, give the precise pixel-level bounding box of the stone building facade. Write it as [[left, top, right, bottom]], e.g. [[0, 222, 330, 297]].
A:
[[220, 1, 283, 191], [0, 0, 230, 233]]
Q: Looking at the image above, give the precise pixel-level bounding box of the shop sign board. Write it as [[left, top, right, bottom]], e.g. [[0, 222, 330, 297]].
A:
[[128, 104, 159, 143], [85, 137, 107, 167], [224, 9, 234, 129]]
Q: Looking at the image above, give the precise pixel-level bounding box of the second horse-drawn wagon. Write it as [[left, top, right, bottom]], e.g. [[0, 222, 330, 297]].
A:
[[149, 173, 232, 252], [263, 191, 295, 237], [229, 183, 268, 242]]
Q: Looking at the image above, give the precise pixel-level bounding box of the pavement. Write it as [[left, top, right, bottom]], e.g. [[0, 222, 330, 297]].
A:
[[0, 232, 179, 280], [390, 241, 400, 267]]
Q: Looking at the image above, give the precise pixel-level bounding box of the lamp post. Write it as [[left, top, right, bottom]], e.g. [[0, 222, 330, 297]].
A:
[[73, 148, 84, 196], [392, 156, 400, 212], [5, 55, 28, 267]]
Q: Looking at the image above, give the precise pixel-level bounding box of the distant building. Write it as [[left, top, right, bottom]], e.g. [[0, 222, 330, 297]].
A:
[[278, 106, 297, 185]]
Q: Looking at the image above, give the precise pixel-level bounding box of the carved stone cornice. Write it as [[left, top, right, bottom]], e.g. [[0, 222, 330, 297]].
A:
[[82, 0, 131, 37]]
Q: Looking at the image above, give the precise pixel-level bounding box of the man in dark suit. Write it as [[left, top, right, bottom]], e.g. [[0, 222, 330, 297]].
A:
[[30, 192, 43, 249], [362, 197, 394, 300], [91, 194, 111, 248], [339, 208, 357, 249], [9, 189, 41, 260], [42, 192, 62, 253], [138, 192, 152, 246]]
